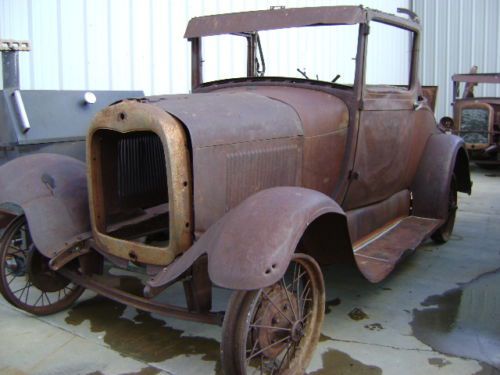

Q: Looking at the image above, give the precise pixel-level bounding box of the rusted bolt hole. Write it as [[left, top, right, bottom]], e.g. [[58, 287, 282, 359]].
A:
[[119, 112, 127, 120], [183, 181, 188, 187], [185, 222, 190, 228]]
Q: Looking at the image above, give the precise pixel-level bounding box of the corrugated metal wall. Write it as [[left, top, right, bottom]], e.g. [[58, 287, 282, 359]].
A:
[[412, 0, 500, 119], [6, 1, 497, 121], [1, 0, 408, 95]]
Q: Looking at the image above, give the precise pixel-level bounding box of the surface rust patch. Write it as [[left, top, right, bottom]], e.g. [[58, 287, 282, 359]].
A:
[[308, 349, 382, 375]]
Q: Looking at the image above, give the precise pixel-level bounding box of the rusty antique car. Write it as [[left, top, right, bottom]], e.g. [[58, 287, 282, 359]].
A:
[[0, 6, 471, 374], [444, 70, 500, 166]]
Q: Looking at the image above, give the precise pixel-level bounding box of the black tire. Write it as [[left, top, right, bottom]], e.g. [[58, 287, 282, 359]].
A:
[[431, 175, 458, 244], [221, 253, 325, 375], [0, 215, 84, 315]]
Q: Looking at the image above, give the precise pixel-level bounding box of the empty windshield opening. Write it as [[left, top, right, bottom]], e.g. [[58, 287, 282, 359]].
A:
[[201, 24, 359, 87]]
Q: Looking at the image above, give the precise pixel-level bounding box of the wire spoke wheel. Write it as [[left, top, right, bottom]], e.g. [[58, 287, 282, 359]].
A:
[[0, 215, 84, 315], [221, 253, 325, 375], [432, 174, 458, 244]]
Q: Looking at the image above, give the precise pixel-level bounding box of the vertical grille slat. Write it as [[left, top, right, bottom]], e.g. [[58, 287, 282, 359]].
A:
[[460, 108, 489, 144], [116, 132, 168, 208]]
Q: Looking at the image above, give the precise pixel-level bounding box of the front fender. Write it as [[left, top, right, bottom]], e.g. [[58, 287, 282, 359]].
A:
[[411, 133, 472, 220], [147, 187, 346, 292], [0, 154, 89, 258]]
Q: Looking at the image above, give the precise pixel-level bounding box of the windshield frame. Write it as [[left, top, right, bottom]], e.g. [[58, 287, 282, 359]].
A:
[[187, 6, 420, 101], [189, 24, 366, 95]]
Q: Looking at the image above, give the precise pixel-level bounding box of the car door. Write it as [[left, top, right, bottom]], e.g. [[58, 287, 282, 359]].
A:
[[342, 19, 420, 211]]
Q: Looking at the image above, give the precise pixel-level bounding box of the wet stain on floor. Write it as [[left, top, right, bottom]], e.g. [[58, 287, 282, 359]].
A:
[[348, 307, 369, 321], [66, 277, 222, 374], [472, 363, 500, 375], [119, 366, 161, 375], [325, 298, 341, 314], [411, 269, 500, 370], [86, 367, 161, 375], [427, 357, 451, 368], [364, 323, 383, 331], [319, 333, 333, 342], [308, 349, 382, 375]]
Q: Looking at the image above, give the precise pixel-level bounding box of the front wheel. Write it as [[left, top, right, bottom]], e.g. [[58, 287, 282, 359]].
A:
[[0, 215, 85, 315], [431, 175, 458, 244], [221, 253, 325, 375]]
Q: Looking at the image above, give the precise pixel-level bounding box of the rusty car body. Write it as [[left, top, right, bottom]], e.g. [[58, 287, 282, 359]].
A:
[[445, 71, 500, 166], [0, 6, 471, 374]]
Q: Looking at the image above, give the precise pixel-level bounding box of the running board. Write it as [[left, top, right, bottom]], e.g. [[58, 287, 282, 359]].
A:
[[353, 216, 442, 283]]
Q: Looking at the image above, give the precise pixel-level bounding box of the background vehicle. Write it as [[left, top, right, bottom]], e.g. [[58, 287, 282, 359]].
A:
[[0, 7, 471, 375], [445, 68, 500, 167]]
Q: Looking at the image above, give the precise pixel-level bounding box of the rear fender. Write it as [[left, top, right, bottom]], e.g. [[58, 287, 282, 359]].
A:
[[411, 134, 472, 220], [147, 187, 348, 292], [0, 154, 89, 258]]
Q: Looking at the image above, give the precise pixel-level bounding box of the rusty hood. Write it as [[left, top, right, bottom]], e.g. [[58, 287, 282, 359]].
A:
[[146, 92, 304, 148]]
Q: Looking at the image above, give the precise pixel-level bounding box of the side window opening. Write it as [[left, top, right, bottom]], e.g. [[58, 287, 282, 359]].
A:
[[365, 21, 414, 90]]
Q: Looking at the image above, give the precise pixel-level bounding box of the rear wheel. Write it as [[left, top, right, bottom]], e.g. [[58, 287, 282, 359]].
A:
[[221, 253, 325, 375], [431, 175, 458, 244], [0, 215, 84, 315]]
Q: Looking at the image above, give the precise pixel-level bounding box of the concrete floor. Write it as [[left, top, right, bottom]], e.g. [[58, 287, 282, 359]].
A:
[[0, 165, 499, 375]]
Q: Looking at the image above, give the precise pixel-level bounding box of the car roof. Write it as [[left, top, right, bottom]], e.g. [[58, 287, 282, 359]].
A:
[[184, 6, 418, 39]]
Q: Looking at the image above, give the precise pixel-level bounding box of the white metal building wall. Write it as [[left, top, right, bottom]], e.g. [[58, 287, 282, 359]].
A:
[[1, 0, 409, 95], [412, 0, 500, 120]]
